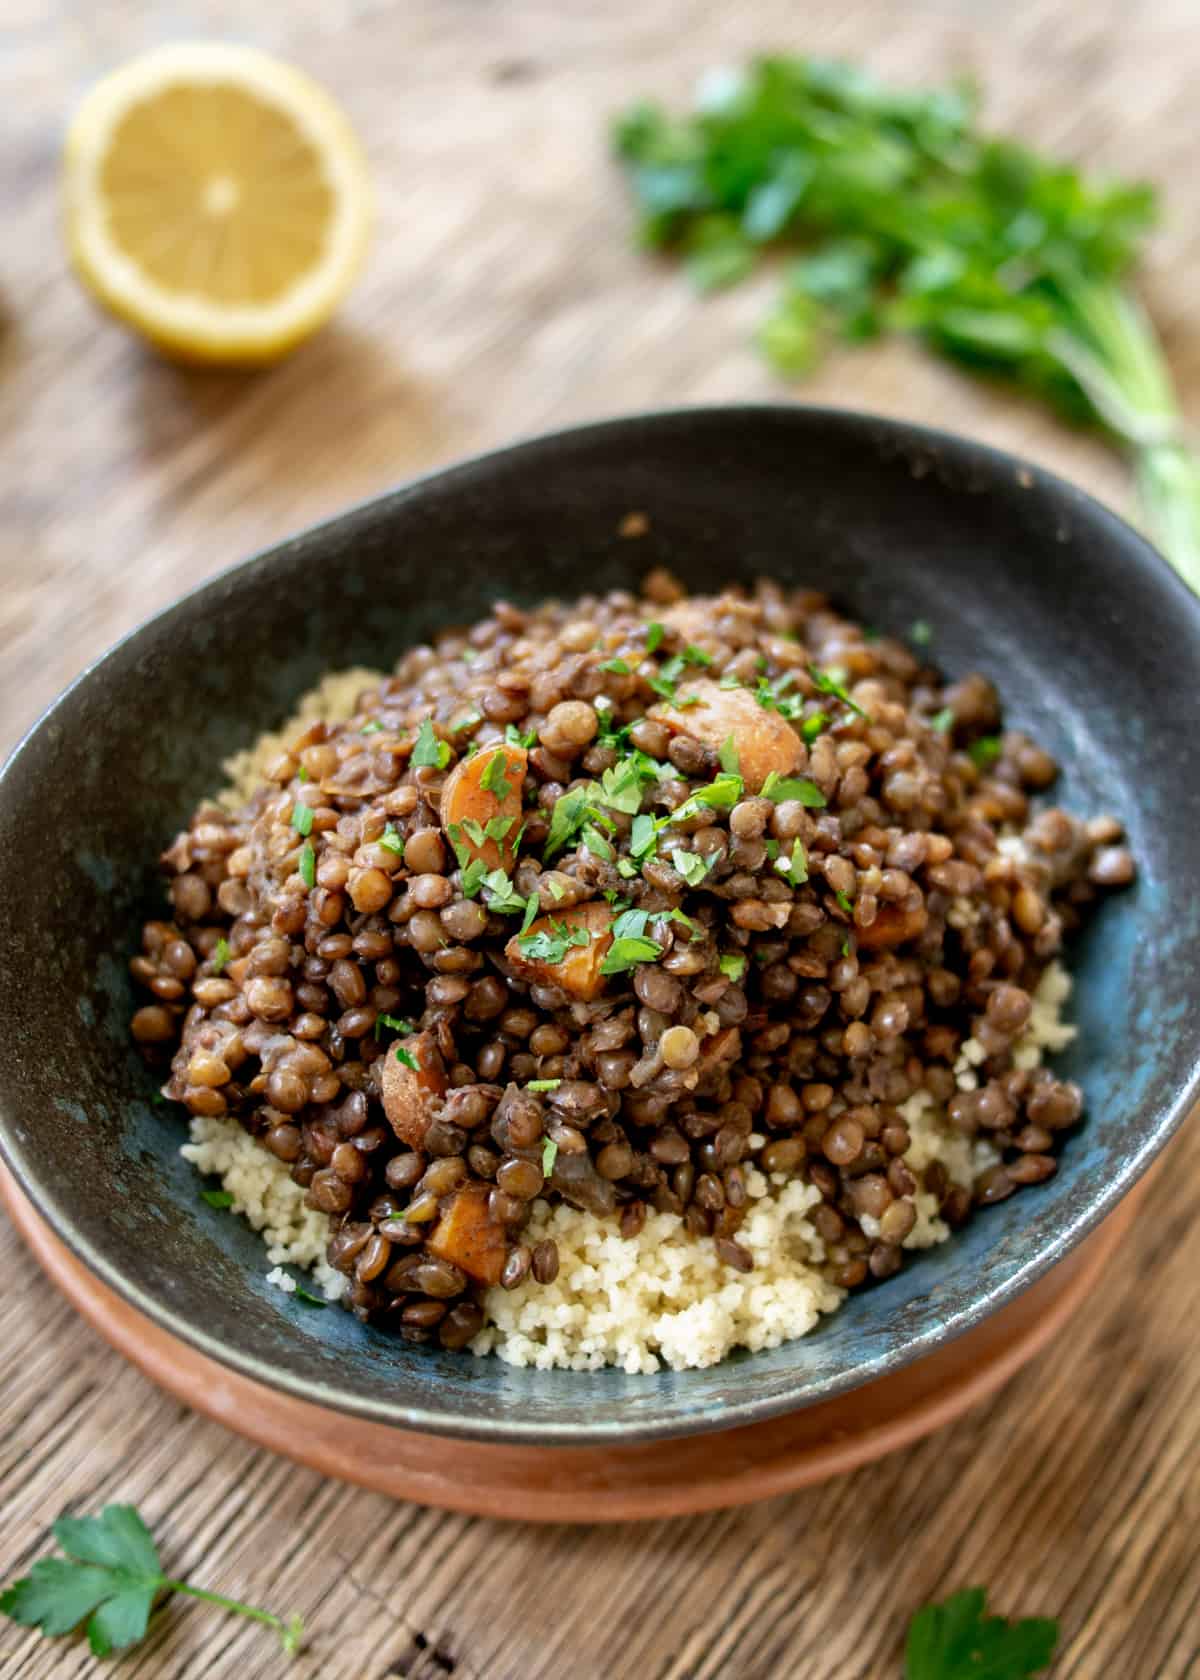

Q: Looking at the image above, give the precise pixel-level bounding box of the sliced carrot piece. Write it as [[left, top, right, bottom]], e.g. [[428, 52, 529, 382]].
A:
[[505, 901, 613, 1001], [651, 680, 803, 794], [380, 1030, 447, 1149], [427, 1183, 508, 1286], [439, 744, 527, 872]]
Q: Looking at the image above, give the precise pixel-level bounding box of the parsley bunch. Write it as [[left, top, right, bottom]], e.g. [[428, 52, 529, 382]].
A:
[[615, 55, 1200, 592]]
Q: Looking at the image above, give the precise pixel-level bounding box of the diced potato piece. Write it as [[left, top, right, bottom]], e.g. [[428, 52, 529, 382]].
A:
[[651, 680, 803, 794], [504, 901, 613, 1001], [427, 1183, 508, 1286], [439, 744, 527, 871], [380, 1031, 447, 1149], [657, 602, 721, 651], [855, 904, 929, 951]]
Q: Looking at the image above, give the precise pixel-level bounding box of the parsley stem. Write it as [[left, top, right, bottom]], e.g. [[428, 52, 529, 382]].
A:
[[1048, 275, 1200, 593], [160, 1581, 301, 1650]]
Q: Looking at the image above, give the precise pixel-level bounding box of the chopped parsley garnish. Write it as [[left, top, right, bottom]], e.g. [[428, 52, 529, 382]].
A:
[[719, 952, 747, 982], [460, 856, 488, 897], [666, 771, 744, 824], [296, 765, 311, 782], [718, 734, 740, 774], [298, 839, 315, 889], [517, 921, 591, 964], [393, 1046, 419, 1071], [527, 1079, 562, 1092], [361, 719, 384, 735], [594, 700, 628, 751], [835, 888, 854, 913], [451, 708, 482, 734], [447, 825, 472, 870], [598, 757, 645, 814], [630, 812, 659, 859], [808, 664, 869, 719], [461, 817, 489, 849], [542, 785, 595, 860], [969, 735, 1003, 768], [542, 1137, 559, 1176], [930, 707, 955, 733], [379, 824, 404, 856], [519, 894, 540, 934], [479, 750, 513, 798], [211, 936, 230, 975], [293, 1286, 328, 1308], [753, 672, 807, 719], [290, 801, 314, 837], [200, 1188, 234, 1209], [375, 1013, 416, 1039], [616, 857, 640, 878], [764, 837, 780, 861], [481, 871, 528, 915], [671, 847, 712, 886], [600, 655, 631, 674], [647, 644, 710, 703], [546, 877, 567, 901], [610, 907, 651, 941], [600, 934, 664, 975], [582, 824, 615, 862], [911, 620, 933, 647], [412, 717, 452, 769], [667, 907, 705, 941], [801, 711, 830, 743], [644, 621, 665, 653], [646, 672, 678, 703], [775, 838, 809, 885], [506, 723, 538, 749], [759, 771, 827, 806], [718, 671, 742, 690], [842, 935, 852, 956]]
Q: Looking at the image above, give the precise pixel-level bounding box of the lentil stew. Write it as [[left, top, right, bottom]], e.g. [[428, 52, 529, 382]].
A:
[[131, 574, 1136, 1360]]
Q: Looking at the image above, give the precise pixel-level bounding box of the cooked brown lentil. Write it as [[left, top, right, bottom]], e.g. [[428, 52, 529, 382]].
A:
[[133, 575, 1135, 1351]]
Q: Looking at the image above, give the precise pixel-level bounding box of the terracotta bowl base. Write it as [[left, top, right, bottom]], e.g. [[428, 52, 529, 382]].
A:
[[1, 1164, 1137, 1523]]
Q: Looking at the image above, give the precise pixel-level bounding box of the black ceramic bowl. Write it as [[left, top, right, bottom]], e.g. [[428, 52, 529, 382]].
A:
[[2, 406, 1199, 1446]]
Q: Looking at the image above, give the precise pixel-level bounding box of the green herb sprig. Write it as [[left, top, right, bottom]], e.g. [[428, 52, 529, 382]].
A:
[[0, 1505, 303, 1660]]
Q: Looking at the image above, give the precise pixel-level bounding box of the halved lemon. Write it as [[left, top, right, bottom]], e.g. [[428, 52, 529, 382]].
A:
[[64, 43, 372, 365]]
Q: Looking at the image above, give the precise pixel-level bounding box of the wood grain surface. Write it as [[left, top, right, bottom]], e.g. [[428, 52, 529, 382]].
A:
[[2, 2, 1198, 1675]]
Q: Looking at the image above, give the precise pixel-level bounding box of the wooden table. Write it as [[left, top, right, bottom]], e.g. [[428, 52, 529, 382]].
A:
[[3, 3, 1198, 1674]]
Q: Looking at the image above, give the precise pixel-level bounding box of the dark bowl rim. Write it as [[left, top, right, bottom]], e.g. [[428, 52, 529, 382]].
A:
[[2, 401, 1199, 1447]]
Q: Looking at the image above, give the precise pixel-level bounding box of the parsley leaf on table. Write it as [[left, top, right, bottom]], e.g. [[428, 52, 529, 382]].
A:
[[904, 1587, 1058, 1680], [0, 1504, 303, 1659]]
